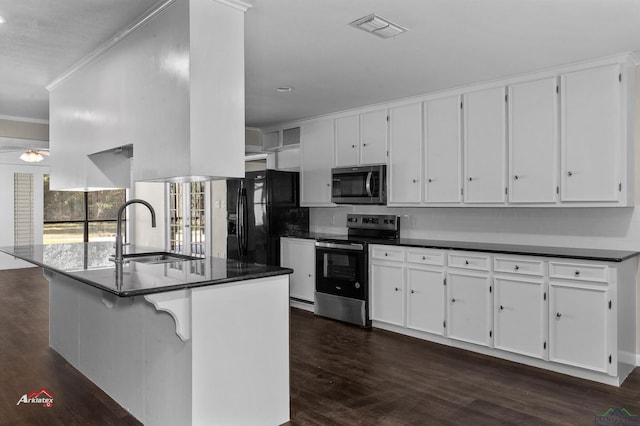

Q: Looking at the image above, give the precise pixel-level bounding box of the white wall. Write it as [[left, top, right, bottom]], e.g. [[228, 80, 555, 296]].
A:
[[0, 163, 49, 269]]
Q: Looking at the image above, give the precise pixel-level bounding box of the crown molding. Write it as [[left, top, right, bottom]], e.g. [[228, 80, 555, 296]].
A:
[[0, 115, 49, 125]]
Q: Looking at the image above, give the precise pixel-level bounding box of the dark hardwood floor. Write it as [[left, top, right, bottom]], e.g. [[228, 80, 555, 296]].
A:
[[1, 267, 640, 425]]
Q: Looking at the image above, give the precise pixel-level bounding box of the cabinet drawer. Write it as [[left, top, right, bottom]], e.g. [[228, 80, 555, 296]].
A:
[[406, 249, 445, 266], [448, 252, 490, 271], [549, 262, 608, 283], [370, 246, 405, 262], [494, 257, 544, 276]]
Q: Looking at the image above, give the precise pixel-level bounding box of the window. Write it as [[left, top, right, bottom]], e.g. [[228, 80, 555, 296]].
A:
[[168, 182, 209, 257], [43, 175, 126, 244], [14, 173, 34, 246]]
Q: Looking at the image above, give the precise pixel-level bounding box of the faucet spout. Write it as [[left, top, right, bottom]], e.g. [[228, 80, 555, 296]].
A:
[[113, 199, 157, 264]]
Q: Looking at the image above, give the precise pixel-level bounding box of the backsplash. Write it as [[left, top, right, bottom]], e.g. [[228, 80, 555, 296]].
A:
[[310, 206, 640, 251]]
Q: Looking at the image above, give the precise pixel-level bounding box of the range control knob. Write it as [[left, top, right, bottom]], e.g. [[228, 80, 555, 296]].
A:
[[355, 282, 361, 289]]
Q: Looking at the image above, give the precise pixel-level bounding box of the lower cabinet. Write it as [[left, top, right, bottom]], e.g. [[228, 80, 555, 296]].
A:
[[370, 262, 405, 326], [549, 280, 610, 373], [368, 244, 636, 386], [446, 271, 492, 347], [280, 237, 316, 303], [493, 276, 547, 359]]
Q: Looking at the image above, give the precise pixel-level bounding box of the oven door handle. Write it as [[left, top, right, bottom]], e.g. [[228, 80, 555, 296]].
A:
[[315, 241, 364, 251], [365, 171, 373, 197]]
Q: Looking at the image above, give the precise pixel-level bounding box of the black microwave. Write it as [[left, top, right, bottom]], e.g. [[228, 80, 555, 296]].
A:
[[331, 165, 386, 205]]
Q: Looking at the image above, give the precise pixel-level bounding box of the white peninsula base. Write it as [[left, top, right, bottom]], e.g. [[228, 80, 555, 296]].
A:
[[46, 270, 290, 426]]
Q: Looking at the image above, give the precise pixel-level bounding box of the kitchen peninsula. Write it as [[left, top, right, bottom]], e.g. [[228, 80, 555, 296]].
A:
[[0, 242, 292, 426]]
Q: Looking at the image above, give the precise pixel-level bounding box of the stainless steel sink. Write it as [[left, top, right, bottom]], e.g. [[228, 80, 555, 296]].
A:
[[122, 252, 200, 264]]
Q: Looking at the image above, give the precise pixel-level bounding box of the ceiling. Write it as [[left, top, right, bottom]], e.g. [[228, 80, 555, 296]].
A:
[[2, 0, 640, 129]]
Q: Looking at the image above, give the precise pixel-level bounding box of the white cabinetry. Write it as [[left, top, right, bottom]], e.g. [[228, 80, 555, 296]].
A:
[[388, 103, 422, 204], [335, 109, 388, 167], [560, 64, 624, 203], [493, 256, 547, 359], [280, 237, 316, 306], [508, 78, 558, 203], [424, 95, 463, 203], [548, 261, 612, 373], [446, 252, 493, 347], [463, 87, 507, 204], [370, 247, 405, 326], [300, 119, 334, 206], [406, 249, 446, 335]]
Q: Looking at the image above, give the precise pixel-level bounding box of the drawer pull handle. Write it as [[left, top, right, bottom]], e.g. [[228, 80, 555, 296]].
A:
[[574, 270, 580, 276], [465, 260, 469, 265], [451, 298, 456, 303], [514, 265, 519, 271], [556, 312, 562, 318]]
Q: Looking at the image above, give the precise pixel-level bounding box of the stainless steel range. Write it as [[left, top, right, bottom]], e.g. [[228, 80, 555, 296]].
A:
[[314, 213, 400, 327]]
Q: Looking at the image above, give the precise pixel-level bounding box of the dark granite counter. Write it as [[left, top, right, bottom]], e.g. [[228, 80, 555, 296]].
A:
[[282, 232, 639, 262], [0, 242, 292, 297]]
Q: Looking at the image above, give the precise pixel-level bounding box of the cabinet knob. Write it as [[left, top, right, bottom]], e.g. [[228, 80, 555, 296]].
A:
[[394, 287, 400, 292], [327, 183, 330, 187], [567, 171, 573, 177], [363, 143, 367, 147], [422, 256, 427, 260], [513, 175, 519, 180], [574, 270, 580, 276], [351, 144, 356, 148], [308, 274, 312, 277], [556, 312, 562, 318], [427, 178, 432, 183], [451, 298, 456, 303], [410, 289, 415, 294], [385, 252, 388, 256], [499, 305, 504, 310], [468, 177, 473, 182], [412, 179, 418, 183], [465, 260, 469, 265], [514, 265, 519, 271]]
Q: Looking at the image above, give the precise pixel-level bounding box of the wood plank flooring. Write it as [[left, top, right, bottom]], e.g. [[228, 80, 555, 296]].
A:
[[1, 267, 639, 425]]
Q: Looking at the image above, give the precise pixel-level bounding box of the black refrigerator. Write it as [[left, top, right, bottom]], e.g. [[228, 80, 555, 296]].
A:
[[227, 170, 309, 266]]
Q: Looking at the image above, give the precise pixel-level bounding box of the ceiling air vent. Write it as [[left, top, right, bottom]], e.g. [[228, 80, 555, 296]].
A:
[[349, 14, 407, 39]]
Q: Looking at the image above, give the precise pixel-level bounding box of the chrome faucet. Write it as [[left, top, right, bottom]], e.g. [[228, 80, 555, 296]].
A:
[[113, 199, 157, 264]]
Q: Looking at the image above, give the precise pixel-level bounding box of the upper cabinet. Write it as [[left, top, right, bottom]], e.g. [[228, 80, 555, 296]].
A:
[[300, 119, 335, 206], [389, 103, 422, 204], [508, 77, 558, 203], [271, 54, 635, 208], [463, 87, 507, 204], [48, 0, 250, 189], [335, 109, 388, 167], [424, 95, 462, 203], [560, 64, 625, 203]]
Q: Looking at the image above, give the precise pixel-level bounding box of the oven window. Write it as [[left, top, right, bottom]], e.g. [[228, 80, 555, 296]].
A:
[[323, 252, 357, 281]]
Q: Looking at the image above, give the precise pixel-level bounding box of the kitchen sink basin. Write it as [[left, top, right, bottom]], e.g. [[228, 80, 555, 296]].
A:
[[122, 252, 200, 264]]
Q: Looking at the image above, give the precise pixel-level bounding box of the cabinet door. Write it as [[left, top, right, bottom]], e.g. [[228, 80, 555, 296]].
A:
[[494, 277, 546, 359], [508, 78, 558, 203], [389, 103, 423, 204], [406, 267, 445, 335], [360, 109, 388, 165], [280, 238, 316, 302], [335, 115, 359, 167], [370, 262, 405, 326], [446, 271, 492, 347], [261, 131, 280, 151], [300, 120, 334, 206], [560, 64, 622, 202], [425, 96, 462, 203], [463, 87, 507, 203], [549, 281, 610, 373]]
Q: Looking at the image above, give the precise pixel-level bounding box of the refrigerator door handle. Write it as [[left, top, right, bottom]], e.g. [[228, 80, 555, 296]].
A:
[[239, 188, 249, 256], [237, 187, 244, 257], [365, 171, 373, 197]]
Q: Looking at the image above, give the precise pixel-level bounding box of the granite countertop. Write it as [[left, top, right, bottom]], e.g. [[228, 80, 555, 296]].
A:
[[283, 232, 639, 262], [0, 242, 292, 297]]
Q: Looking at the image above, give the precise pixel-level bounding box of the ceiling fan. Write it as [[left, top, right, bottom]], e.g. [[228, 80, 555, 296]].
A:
[[0, 137, 50, 163]]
